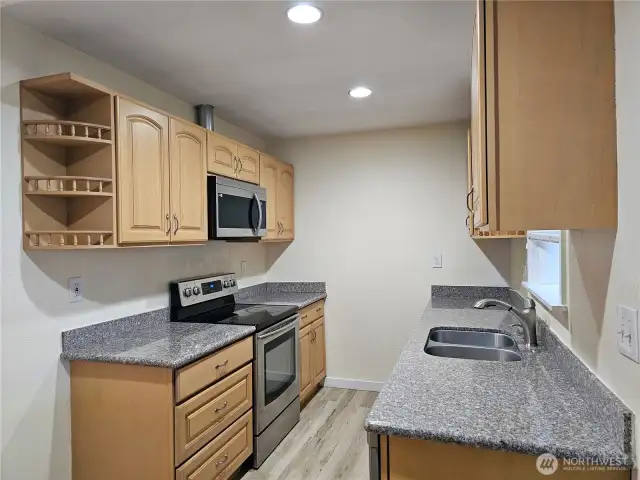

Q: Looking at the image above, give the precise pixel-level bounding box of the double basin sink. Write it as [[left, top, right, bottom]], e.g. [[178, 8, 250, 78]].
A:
[[424, 329, 522, 362]]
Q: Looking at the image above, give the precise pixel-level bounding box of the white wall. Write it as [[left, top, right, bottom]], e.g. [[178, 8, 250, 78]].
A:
[[0, 17, 267, 480], [266, 124, 513, 385], [510, 0, 640, 461]]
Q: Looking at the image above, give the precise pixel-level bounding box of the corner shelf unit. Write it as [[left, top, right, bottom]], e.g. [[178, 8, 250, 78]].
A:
[[20, 73, 117, 250], [471, 230, 526, 240]]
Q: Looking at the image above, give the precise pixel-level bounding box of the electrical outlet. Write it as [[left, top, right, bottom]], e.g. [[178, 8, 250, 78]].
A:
[[68, 277, 84, 303], [432, 254, 443, 269], [616, 305, 639, 363]]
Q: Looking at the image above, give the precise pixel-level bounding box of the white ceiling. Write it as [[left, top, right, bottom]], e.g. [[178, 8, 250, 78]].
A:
[[4, 1, 474, 138]]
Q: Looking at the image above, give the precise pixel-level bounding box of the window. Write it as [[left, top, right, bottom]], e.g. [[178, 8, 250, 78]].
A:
[[523, 230, 566, 311]]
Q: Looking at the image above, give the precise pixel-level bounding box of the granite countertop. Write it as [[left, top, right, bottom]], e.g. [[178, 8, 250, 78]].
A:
[[61, 309, 255, 368], [61, 281, 326, 368], [365, 287, 634, 467], [238, 292, 327, 308], [235, 281, 327, 309]]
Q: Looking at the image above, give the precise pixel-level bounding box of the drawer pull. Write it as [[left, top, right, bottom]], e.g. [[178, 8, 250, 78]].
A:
[[316, 307, 322, 312], [216, 453, 229, 467], [214, 401, 228, 413], [301, 314, 308, 319], [215, 360, 229, 370]]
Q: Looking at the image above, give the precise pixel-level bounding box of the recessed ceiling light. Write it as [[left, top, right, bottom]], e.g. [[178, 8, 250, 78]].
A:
[[349, 87, 372, 99], [287, 4, 323, 24]]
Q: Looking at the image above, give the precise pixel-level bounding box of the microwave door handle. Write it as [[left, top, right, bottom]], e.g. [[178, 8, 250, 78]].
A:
[[254, 193, 263, 236]]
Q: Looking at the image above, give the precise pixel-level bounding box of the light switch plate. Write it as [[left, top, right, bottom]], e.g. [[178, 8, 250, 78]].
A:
[[616, 305, 639, 363], [68, 277, 84, 303], [432, 254, 443, 269]]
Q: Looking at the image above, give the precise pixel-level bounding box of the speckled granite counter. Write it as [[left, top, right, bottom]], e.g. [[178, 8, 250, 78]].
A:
[[61, 308, 254, 368], [365, 286, 634, 467], [235, 282, 326, 308], [61, 281, 325, 368]]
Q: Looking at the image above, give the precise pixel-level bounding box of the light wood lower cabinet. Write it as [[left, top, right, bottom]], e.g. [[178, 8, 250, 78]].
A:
[[299, 300, 326, 404], [176, 411, 253, 480], [70, 337, 254, 480], [174, 364, 253, 465], [260, 153, 295, 242], [116, 97, 207, 245], [299, 324, 313, 400], [175, 336, 253, 402], [380, 436, 629, 480]]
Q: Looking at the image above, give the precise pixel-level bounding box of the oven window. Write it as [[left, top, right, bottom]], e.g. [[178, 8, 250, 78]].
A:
[[264, 327, 297, 405]]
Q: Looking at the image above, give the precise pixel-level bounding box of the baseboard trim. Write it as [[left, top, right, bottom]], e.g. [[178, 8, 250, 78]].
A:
[[323, 377, 384, 392]]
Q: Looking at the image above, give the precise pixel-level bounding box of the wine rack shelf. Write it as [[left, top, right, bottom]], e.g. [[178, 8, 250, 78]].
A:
[[25, 230, 114, 249], [20, 73, 117, 250]]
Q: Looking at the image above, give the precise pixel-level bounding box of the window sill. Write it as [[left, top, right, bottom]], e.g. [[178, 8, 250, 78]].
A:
[[522, 281, 568, 322]]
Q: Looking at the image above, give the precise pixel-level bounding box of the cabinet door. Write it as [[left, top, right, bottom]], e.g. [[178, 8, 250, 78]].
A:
[[259, 154, 280, 240], [466, 129, 474, 235], [277, 162, 295, 240], [116, 97, 170, 244], [207, 132, 237, 178], [236, 144, 260, 184], [169, 118, 207, 242], [470, 0, 488, 228], [299, 325, 313, 399], [311, 318, 326, 385]]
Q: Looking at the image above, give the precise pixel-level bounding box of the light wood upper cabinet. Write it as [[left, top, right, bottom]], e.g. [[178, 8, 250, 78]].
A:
[[236, 144, 260, 184], [116, 97, 171, 244], [470, 1, 488, 229], [207, 132, 237, 179], [169, 118, 207, 242], [260, 154, 295, 242], [207, 132, 260, 185], [259, 154, 280, 240], [116, 97, 207, 245], [278, 162, 295, 241], [471, 0, 617, 231]]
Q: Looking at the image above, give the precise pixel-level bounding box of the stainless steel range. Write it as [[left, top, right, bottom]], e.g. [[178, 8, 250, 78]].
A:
[[169, 273, 301, 468]]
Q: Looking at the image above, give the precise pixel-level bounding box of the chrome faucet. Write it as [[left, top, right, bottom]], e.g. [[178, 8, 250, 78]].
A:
[[473, 290, 538, 347]]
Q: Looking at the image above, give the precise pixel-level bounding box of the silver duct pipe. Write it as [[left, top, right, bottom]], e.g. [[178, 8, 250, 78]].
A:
[[196, 104, 215, 131]]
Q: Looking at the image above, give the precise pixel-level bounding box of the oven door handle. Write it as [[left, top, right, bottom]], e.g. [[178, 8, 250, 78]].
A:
[[253, 193, 263, 236], [257, 317, 298, 340]]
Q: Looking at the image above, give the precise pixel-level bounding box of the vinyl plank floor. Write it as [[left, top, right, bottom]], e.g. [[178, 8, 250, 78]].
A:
[[240, 388, 378, 480]]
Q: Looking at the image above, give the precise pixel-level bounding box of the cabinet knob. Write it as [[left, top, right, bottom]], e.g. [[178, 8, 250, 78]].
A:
[[214, 401, 228, 413], [216, 453, 229, 467]]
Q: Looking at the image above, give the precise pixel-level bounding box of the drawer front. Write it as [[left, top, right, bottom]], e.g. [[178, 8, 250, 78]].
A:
[[176, 411, 253, 480], [299, 300, 324, 328], [176, 336, 253, 402], [175, 364, 252, 465]]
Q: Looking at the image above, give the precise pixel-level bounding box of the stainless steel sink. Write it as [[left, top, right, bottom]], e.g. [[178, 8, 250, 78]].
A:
[[428, 329, 515, 348], [425, 344, 522, 362], [424, 328, 521, 362]]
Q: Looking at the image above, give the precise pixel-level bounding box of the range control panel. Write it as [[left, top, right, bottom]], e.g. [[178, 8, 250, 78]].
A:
[[171, 273, 238, 307]]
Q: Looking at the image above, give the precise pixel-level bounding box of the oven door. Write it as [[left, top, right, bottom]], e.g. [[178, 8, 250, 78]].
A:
[[209, 176, 267, 238], [255, 315, 300, 433]]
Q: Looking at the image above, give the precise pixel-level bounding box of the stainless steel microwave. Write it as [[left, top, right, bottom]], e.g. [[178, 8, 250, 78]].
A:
[[207, 176, 267, 239]]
